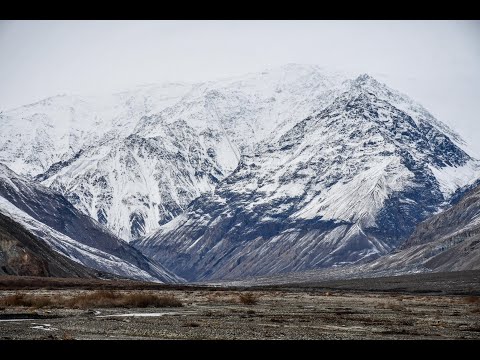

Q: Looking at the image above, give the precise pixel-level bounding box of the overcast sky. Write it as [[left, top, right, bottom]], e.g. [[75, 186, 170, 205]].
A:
[[1, 20, 479, 155]]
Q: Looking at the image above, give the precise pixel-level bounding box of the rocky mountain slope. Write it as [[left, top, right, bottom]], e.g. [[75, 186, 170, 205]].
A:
[[134, 73, 479, 282], [225, 182, 480, 287], [0, 212, 98, 278], [0, 164, 181, 282], [384, 181, 480, 272]]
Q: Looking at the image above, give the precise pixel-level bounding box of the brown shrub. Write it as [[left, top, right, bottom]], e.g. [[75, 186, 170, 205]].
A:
[[125, 293, 182, 308], [206, 292, 222, 301], [386, 303, 406, 311], [0, 293, 25, 307], [239, 293, 258, 305], [66, 291, 183, 309], [206, 292, 238, 304], [65, 291, 113, 308], [464, 296, 480, 304], [62, 331, 74, 340], [0, 293, 55, 308], [0, 291, 182, 309], [183, 321, 200, 327]]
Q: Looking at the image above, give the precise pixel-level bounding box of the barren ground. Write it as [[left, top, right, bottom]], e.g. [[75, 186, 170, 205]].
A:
[[0, 271, 479, 340], [0, 272, 480, 339]]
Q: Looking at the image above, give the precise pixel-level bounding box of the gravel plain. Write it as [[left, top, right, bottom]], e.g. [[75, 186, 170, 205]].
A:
[[0, 287, 479, 340]]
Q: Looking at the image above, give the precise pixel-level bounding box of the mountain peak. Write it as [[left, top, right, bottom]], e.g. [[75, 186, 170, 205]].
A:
[[354, 73, 379, 86], [134, 66, 479, 281]]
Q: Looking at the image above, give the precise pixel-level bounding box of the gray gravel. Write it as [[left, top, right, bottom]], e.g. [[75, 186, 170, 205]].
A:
[[1, 288, 479, 340]]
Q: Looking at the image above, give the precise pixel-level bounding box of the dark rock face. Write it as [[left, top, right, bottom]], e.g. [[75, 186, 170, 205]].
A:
[[355, 182, 480, 274], [135, 76, 477, 282], [129, 212, 145, 239], [402, 183, 480, 250], [365, 154, 446, 249], [449, 178, 480, 206], [0, 212, 97, 278], [34, 149, 84, 182]]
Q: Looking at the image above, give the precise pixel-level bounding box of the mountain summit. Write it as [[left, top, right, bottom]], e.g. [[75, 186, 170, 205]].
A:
[[131, 67, 479, 281]]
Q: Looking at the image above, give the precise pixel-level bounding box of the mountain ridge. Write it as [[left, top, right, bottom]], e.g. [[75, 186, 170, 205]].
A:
[[0, 64, 478, 283], [0, 163, 182, 282]]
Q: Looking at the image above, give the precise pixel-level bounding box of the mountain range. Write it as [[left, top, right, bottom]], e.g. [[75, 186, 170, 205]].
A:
[[0, 64, 478, 283]]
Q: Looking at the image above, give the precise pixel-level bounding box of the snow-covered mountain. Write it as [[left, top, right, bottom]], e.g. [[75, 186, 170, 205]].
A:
[[1, 64, 479, 283], [0, 164, 181, 282], [0, 64, 347, 241], [133, 72, 480, 281]]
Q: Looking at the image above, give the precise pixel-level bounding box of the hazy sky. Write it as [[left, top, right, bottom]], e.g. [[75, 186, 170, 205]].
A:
[[1, 20, 479, 154]]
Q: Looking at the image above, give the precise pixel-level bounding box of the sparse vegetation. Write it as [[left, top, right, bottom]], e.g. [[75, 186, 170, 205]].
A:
[[0, 291, 183, 309], [183, 321, 200, 327], [62, 331, 74, 340], [239, 293, 258, 305], [0, 293, 56, 308], [1, 271, 480, 340], [65, 291, 183, 309], [464, 296, 480, 304], [386, 302, 406, 311], [206, 291, 240, 304]]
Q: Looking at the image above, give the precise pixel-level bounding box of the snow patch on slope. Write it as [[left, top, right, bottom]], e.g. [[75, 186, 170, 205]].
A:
[[429, 160, 480, 197], [295, 157, 414, 226]]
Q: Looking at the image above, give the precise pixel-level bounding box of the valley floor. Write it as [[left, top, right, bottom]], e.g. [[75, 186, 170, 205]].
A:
[[0, 272, 479, 340]]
